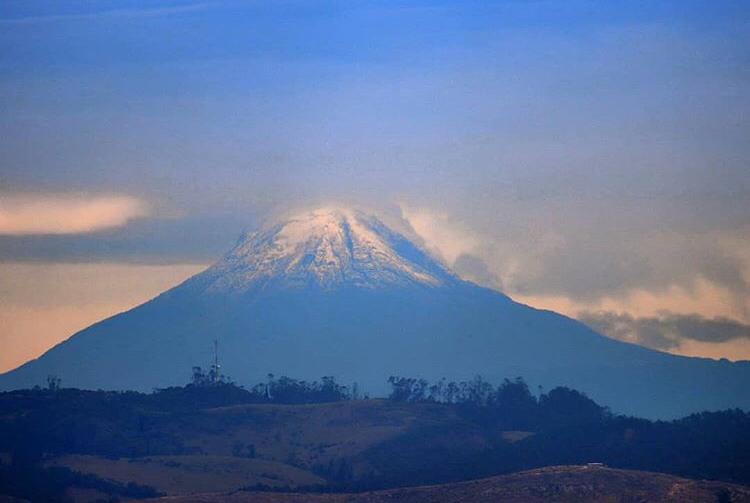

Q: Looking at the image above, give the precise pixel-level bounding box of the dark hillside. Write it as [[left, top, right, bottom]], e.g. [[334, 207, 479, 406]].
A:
[[1, 375, 750, 502]]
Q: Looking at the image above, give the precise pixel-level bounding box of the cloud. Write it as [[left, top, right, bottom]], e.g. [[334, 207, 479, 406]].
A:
[[453, 253, 503, 290], [404, 197, 750, 325], [577, 310, 750, 353], [509, 226, 750, 305], [399, 205, 480, 265], [0, 194, 149, 235], [514, 278, 749, 327]]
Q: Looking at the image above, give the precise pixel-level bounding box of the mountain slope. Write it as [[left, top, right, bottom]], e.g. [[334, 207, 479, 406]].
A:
[[1, 207, 749, 418]]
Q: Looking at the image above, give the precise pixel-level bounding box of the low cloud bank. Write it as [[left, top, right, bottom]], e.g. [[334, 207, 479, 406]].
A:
[[578, 311, 750, 352], [0, 194, 149, 235]]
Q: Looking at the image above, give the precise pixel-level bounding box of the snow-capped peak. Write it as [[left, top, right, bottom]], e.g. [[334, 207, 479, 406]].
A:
[[199, 206, 455, 293]]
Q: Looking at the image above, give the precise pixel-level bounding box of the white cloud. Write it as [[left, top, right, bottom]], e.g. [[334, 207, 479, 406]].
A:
[[0, 194, 149, 235], [398, 203, 750, 361], [399, 204, 480, 265]]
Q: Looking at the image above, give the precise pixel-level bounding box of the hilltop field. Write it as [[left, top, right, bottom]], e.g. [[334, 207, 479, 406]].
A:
[[144, 465, 750, 503]]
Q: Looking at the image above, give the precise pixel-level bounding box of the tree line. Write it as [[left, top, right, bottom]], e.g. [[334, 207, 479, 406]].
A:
[[387, 375, 608, 429]]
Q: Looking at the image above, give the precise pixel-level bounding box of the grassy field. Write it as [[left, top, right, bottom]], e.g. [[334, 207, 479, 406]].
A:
[[41, 399, 468, 499], [184, 399, 431, 465], [46, 454, 324, 495]]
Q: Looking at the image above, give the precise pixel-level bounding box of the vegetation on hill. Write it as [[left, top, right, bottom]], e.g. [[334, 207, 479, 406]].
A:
[[145, 466, 750, 503], [0, 372, 749, 502], [152, 369, 355, 410], [387, 375, 608, 429]]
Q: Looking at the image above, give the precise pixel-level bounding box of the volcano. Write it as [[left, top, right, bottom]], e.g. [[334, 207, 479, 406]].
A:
[[1, 207, 748, 418]]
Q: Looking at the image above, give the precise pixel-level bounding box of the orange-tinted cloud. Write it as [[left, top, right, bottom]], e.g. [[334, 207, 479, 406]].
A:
[[0, 194, 149, 235], [512, 284, 750, 361]]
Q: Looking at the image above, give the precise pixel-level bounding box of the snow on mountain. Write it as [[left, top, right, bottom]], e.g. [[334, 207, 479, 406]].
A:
[[198, 207, 455, 292], [2, 206, 750, 419]]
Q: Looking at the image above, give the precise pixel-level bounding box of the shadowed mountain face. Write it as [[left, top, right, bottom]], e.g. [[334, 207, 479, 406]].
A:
[[1, 207, 749, 418]]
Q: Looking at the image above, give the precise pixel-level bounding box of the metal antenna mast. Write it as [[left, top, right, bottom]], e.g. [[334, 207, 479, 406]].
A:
[[212, 338, 220, 384]]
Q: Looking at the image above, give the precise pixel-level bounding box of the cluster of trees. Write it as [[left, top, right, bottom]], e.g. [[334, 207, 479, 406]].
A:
[[387, 375, 607, 429], [183, 369, 356, 405], [189, 365, 229, 387], [248, 374, 357, 404]]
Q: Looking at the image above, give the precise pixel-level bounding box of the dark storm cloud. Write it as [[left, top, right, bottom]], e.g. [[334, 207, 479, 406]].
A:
[[578, 311, 750, 351]]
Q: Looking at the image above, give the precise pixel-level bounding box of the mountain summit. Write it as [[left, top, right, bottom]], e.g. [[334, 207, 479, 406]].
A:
[[197, 207, 454, 293], [1, 207, 749, 418]]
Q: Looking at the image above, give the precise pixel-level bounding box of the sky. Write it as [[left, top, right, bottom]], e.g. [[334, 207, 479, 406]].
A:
[[1, 0, 749, 372]]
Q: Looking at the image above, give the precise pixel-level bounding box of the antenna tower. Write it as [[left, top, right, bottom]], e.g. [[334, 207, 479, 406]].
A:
[[212, 338, 220, 384]]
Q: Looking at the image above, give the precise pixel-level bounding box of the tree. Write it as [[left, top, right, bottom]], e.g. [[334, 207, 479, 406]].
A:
[[539, 386, 608, 425], [387, 376, 428, 402], [490, 377, 538, 427], [190, 366, 209, 387], [46, 375, 61, 391]]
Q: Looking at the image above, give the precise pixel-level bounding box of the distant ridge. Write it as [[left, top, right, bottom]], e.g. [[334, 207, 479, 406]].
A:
[[1, 206, 749, 419]]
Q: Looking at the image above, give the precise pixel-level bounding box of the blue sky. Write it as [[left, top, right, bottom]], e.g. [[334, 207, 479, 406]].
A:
[[1, 0, 749, 369]]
